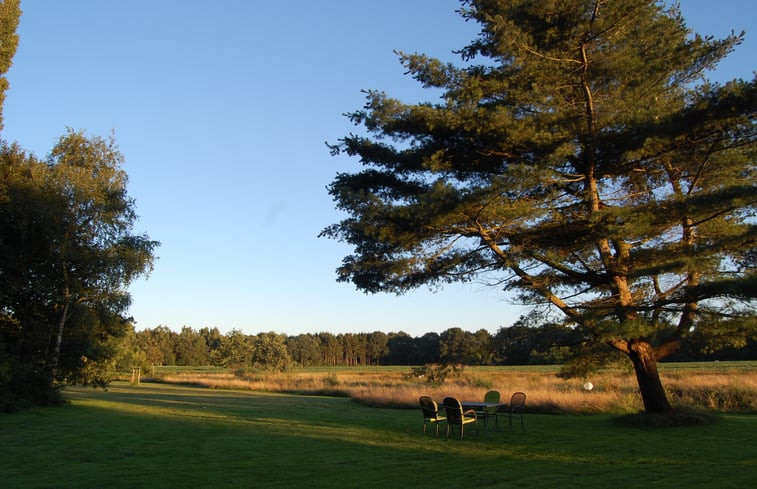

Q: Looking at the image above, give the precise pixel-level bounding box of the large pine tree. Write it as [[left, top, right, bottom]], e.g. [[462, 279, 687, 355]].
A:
[[322, 0, 756, 413]]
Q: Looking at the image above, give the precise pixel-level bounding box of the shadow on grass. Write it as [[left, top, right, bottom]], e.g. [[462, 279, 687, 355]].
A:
[[613, 408, 723, 428]]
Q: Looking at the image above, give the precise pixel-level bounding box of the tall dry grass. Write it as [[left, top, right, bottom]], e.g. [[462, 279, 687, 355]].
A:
[[152, 364, 756, 414]]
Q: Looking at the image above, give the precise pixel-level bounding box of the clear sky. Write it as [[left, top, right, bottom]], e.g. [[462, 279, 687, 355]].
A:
[[3, 1, 754, 337]]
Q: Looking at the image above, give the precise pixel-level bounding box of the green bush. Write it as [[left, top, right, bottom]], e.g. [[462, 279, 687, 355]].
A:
[[409, 363, 464, 385], [0, 359, 64, 412]]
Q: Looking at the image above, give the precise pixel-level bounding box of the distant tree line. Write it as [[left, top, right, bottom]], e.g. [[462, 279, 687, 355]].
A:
[[115, 320, 756, 372]]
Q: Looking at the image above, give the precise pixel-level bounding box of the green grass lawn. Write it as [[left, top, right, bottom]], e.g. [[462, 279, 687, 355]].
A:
[[2, 381, 755, 489]]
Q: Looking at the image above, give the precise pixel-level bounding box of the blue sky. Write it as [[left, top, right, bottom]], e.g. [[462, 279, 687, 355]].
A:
[[3, 1, 754, 337]]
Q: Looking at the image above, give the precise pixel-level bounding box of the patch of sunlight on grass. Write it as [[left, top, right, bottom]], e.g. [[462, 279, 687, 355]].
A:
[[66, 386, 681, 468]]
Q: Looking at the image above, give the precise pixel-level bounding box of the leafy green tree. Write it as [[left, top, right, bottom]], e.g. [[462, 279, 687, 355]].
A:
[[0, 131, 157, 408], [354, 333, 369, 365], [217, 329, 253, 368], [174, 326, 209, 366], [471, 329, 494, 365], [251, 332, 291, 371], [414, 332, 441, 364], [0, 0, 19, 132], [439, 327, 490, 364], [385, 332, 416, 365], [286, 334, 322, 367], [199, 326, 225, 366], [322, 0, 756, 412], [493, 323, 535, 365], [339, 333, 367, 366], [135, 326, 177, 366], [493, 315, 586, 365], [439, 327, 468, 363], [317, 332, 342, 366], [112, 324, 149, 372], [365, 331, 389, 365], [0, 1, 24, 410]]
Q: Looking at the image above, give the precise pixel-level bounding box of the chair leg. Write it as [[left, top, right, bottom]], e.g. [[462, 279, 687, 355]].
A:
[[460, 421, 478, 439]]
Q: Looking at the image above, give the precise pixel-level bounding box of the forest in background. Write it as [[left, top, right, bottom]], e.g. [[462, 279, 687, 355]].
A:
[[115, 321, 756, 373]]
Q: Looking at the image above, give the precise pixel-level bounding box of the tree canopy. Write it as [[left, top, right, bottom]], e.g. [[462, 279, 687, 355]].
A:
[[322, 0, 756, 413], [0, 0, 19, 132], [0, 132, 158, 410]]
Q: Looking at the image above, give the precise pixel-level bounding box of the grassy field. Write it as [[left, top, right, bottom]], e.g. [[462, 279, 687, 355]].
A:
[[149, 362, 757, 414], [1, 380, 755, 489]]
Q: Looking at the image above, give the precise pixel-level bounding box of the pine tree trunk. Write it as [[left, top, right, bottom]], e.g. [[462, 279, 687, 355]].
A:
[[628, 341, 672, 413]]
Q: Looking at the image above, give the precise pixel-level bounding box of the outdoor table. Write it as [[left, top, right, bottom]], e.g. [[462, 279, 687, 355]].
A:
[[461, 401, 508, 428], [460, 401, 507, 411]]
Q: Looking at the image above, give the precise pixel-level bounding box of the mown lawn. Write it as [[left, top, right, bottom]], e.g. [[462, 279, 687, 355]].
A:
[[1, 381, 755, 489]]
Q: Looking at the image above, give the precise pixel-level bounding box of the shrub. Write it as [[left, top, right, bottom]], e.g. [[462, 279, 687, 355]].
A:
[[0, 360, 64, 412], [409, 363, 464, 385]]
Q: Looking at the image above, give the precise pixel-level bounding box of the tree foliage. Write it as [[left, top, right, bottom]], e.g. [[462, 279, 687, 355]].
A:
[[0, 133, 158, 410], [251, 332, 291, 371], [321, 0, 756, 413], [116, 323, 757, 372], [0, 0, 19, 132]]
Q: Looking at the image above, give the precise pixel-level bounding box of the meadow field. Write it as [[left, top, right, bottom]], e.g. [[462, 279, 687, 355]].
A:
[[150, 362, 757, 414], [1, 363, 755, 488]]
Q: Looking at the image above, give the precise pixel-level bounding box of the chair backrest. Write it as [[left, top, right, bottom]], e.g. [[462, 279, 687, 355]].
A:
[[419, 396, 440, 419], [510, 391, 526, 413], [443, 397, 465, 424], [484, 390, 500, 403]]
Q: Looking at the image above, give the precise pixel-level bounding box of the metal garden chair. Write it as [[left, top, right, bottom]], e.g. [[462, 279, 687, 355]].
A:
[[419, 396, 446, 436], [443, 397, 478, 440]]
